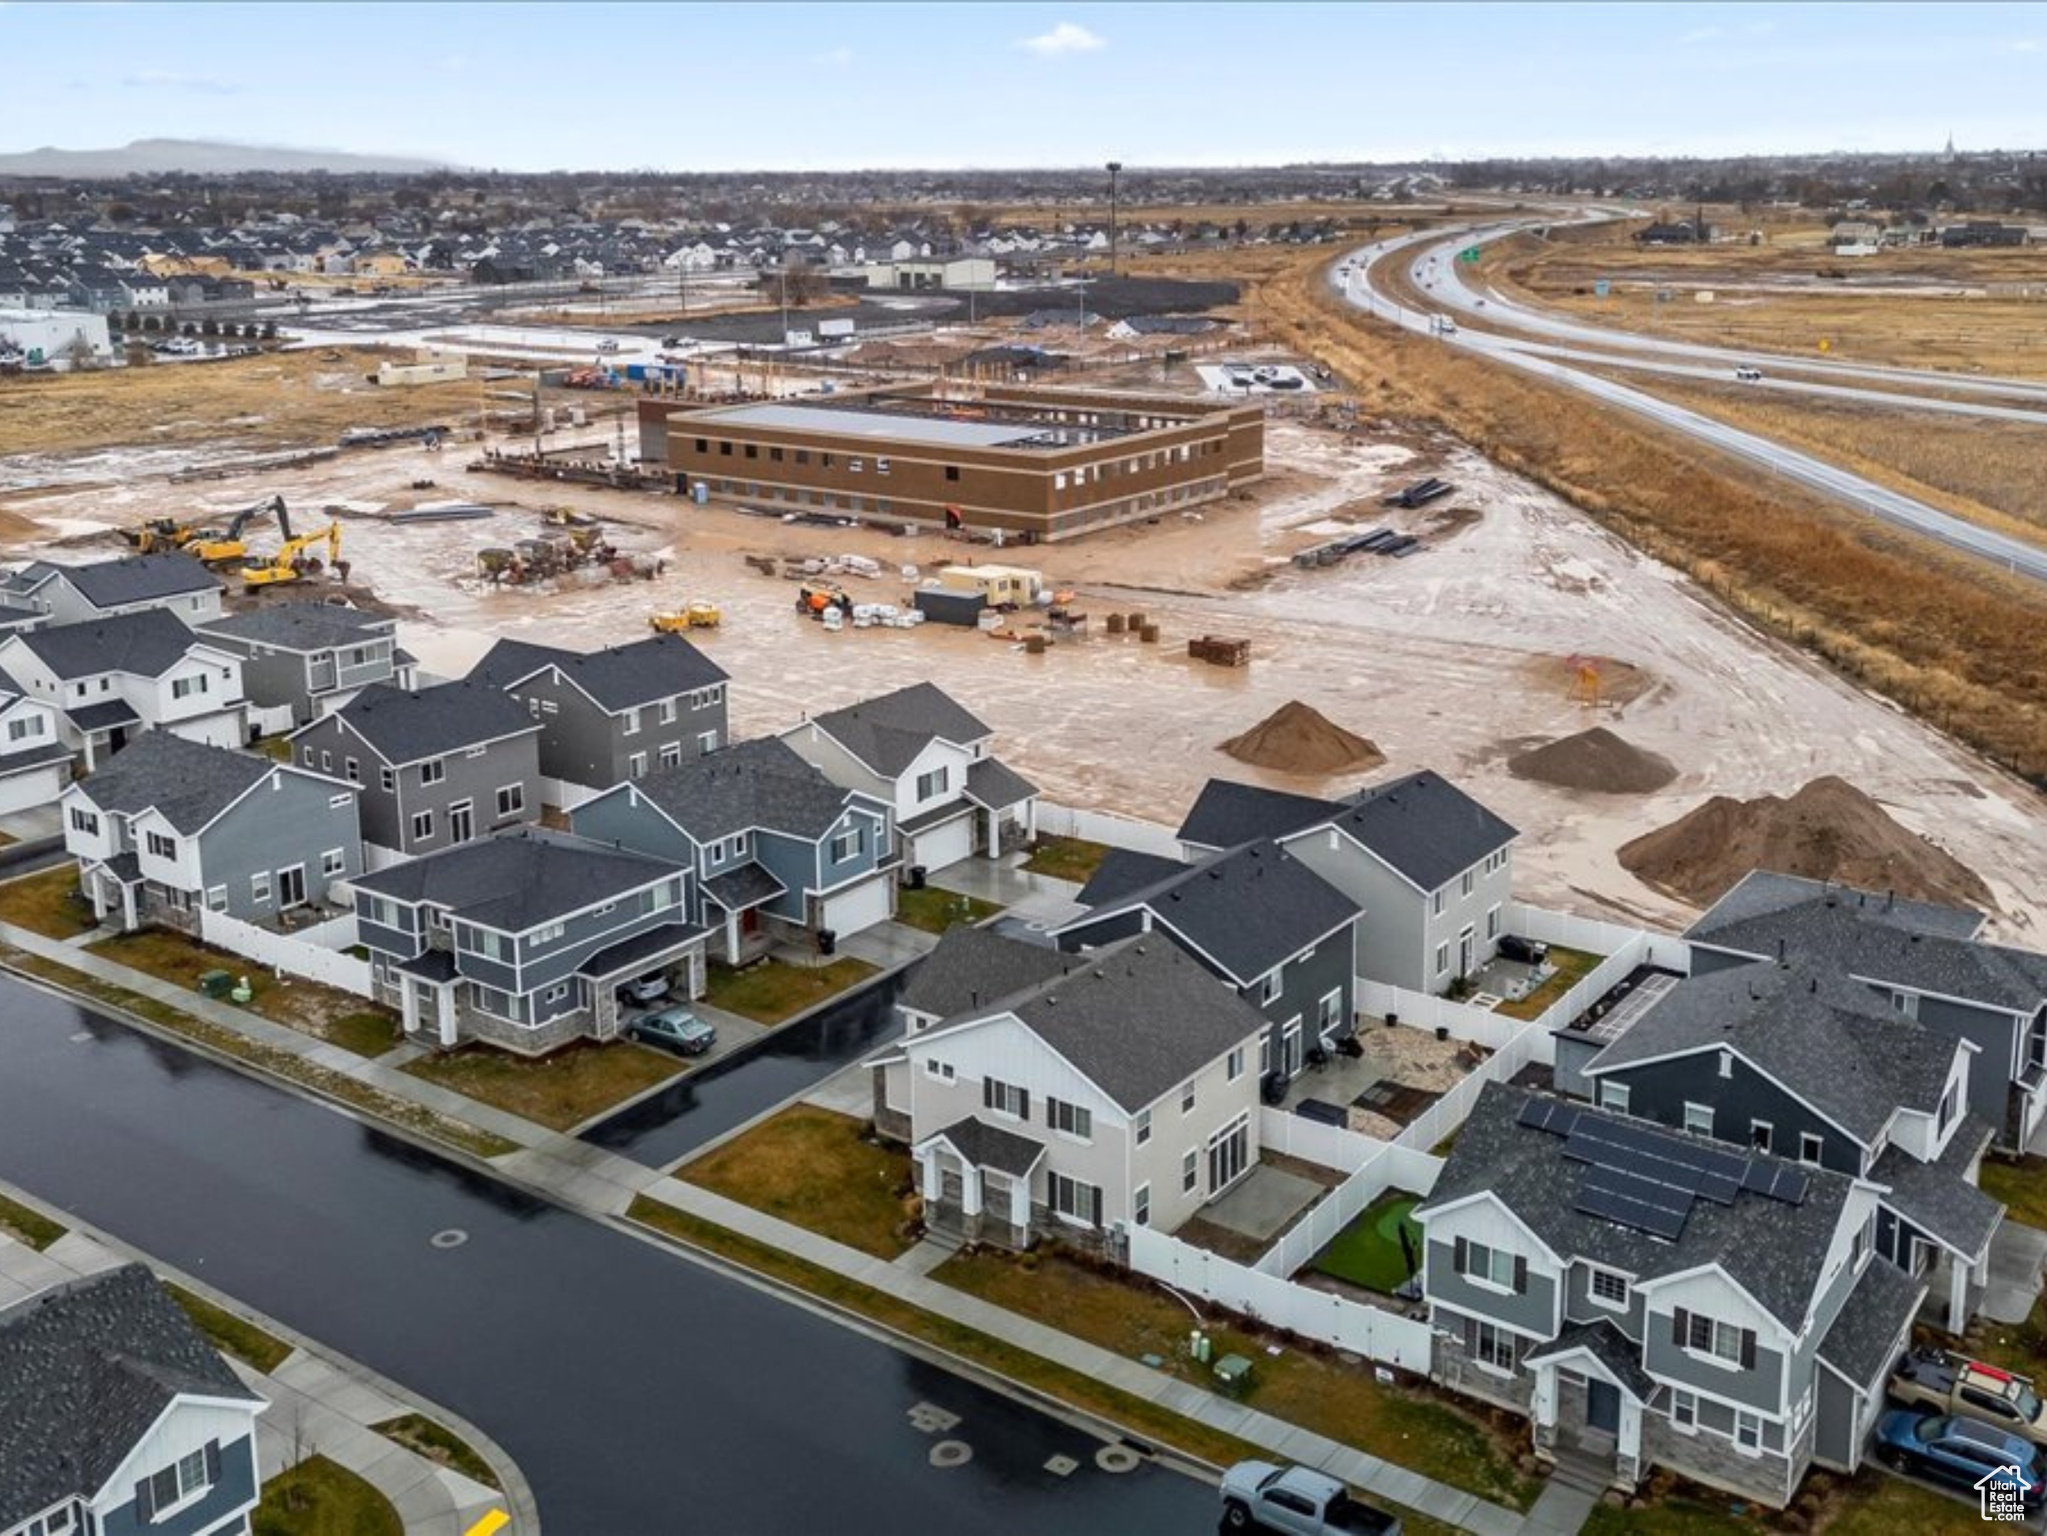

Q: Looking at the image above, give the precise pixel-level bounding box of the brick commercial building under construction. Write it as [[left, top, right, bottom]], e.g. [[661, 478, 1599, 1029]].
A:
[[636, 383, 1264, 542]]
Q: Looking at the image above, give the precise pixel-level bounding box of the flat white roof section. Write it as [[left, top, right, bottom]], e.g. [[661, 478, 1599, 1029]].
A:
[[688, 402, 1046, 450]]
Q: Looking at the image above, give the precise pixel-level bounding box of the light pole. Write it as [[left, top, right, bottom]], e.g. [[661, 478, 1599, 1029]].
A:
[[1105, 161, 1122, 278]]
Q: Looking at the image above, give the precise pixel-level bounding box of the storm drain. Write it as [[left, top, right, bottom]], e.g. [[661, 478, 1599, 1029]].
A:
[[1095, 1444, 1142, 1474], [929, 1439, 973, 1468], [429, 1228, 468, 1250], [1043, 1455, 1079, 1477]]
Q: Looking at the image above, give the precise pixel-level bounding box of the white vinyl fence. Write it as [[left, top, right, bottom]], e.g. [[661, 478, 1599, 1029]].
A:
[[1253, 1139, 1446, 1278], [1257, 1106, 1384, 1174], [1036, 801, 1183, 861], [198, 908, 372, 997]]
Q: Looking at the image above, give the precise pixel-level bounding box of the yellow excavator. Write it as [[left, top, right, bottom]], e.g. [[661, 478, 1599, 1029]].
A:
[[121, 516, 204, 554], [188, 496, 293, 567], [243, 522, 346, 588]]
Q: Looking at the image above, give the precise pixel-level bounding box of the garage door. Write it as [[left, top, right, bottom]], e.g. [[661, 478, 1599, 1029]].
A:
[[0, 763, 65, 816], [909, 814, 975, 873], [820, 875, 893, 939]]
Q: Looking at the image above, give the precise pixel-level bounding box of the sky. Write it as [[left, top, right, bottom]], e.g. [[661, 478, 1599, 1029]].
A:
[[0, 2, 2042, 171]]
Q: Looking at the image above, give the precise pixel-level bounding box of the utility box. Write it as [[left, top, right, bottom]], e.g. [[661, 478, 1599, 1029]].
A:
[[912, 588, 987, 627]]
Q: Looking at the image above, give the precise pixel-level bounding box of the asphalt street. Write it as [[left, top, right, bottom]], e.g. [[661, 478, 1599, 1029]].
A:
[[0, 974, 1216, 1534]]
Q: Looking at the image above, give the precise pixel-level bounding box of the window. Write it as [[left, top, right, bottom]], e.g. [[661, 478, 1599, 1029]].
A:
[[1718, 1048, 1733, 1078], [795, 448, 810, 466], [1134, 1108, 1151, 1145], [320, 750, 332, 772], [744, 443, 758, 460], [1181, 1148, 1198, 1193], [983, 1078, 1029, 1120], [694, 437, 709, 453], [1259, 971, 1282, 1005], [144, 830, 175, 860], [1472, 1319, 1517, 1372], [1750, 1120, 1772, 1153], [1432, 889, 1443, 916], [698, 729, 720, 754], [171, 672, 209, 699], [144, 1445, 213, 1518], [1048, 1172, 1101, 1227], [1485, 904, 1501, 941], [659, 698, 677, 725], [944, 465, 960, 482], [419, 758, 445, 786], [250, 871, 271, 904], [622, 707, 642, 736], [321, 847, 345, 877], [876, 457, 890, 476], [914, 766, 949, 801], [1939, 1080, 1960, 1131], [1457, 1238, 1522, 1292], [1461, 869, 1474, 898], [1227, 1046, 1245, 1081], [1599, 1080, 1631, 1115], [301, 746, 315, 767], [205, 885, 227, 912], [1434, 942, 1450, 976], [719, 441, 733, 456], [628, 751, 648, 779], [1588, 1267, 1629, 1309], [327, 792, 351, 810], [924, 1058, 955, 1082], [1133, 1183, 1151, 1227], [68, 807, 98, 836], [1679, 1309, 1754, 1369], [1734, 1411, 1761, 1452], [6, 714, 44, 741], [1180, 1079, 1196, 1115], [1048, 1097, 1092, 1140], [1799, 1132, 1824, 1165], [1891, 989, 1918, 1018], [484, 783, 522, 820], [1671, 1389, 1697, 1431], [1318, 989, 1343, 1037], [1851, 1214, 1871, 1270], [1683, 1101, 1714, 1137], [344, 756, 360, 783], [411, 809, 434, 842], [379, 766, 395, 792], [828, 828, 861, 862], [659, 741, 684, 769]]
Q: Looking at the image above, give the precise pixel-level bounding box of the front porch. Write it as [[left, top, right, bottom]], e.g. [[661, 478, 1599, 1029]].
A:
[[914, 1116, 1047, 1252], [85, 859, 199, 937]]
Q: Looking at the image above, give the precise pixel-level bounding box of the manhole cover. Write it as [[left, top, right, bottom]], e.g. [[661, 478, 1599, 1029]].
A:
[[929, 1440, 973, 1469], [1044, 1454, 1079, 1477], [1095, 1444, 1142, 1474], [430, 1229, 468, 1249]]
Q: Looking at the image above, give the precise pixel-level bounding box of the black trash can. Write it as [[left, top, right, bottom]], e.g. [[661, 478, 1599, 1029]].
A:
[[906, 865, 927, 891], [818, 928, 838, 957]]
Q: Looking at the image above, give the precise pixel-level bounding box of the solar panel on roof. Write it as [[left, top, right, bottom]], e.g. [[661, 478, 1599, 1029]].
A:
[[1575, 1184, 1688, 1241], [1738, 1159, 1809, 1205], [1517, 1096, 1578, 1136]]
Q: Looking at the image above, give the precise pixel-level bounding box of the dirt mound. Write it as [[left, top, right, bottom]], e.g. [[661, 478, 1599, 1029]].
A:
[[1219, 700, 1385, 776], [1508, 727, 1677, 794], [1618, 776, 1993, 910]]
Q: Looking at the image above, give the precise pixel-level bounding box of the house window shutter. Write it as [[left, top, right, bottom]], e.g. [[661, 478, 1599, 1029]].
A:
[[1512, 1255, 1528, 1294], [204, 1438, 222, 1482], [1740, 1329, 1757, 1370], [1453, 1237, 1468, 1276], [983, 1078, 995, 1110], [1089, 1184, 1103, 1227], [1019, 1090, 1030, 1121], [1671, 1308, 1689, 1348], [136, 1478, 155, 1520]]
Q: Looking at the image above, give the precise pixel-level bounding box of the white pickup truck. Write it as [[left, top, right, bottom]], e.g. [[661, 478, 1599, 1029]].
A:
[[1220, 1461, 1400, 1534]]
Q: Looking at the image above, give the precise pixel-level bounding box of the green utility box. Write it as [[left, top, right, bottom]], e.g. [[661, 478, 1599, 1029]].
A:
[[1214, 1353, 1254, 1397]]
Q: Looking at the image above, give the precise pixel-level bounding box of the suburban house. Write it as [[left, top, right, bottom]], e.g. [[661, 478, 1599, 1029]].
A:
[[63, 730, 362, 935], [1177, 770, 1519, 994], [871, 933, 1270, 1248], [782, 682, 1037, 872], [1415, 1083, 1924, 1509], [288, 682, 541, 865], [570, 736, 896, 961], [0, 609, 246, 770], [0, 1264, 266, 1536], [351, 826, 704, 1054], [197, 602, 417, 727], [467, 633, 730, 799], [1055, 839, 1363, 1086], [1684, 872, 2047, 1154], [1556, 958, 2000, 1333], [0, 552, 225, 626], [890, 925, 1087, 1037], [0, 671, 72, 813]]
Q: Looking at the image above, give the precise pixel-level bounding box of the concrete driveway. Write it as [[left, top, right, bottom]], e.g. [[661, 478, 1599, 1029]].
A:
[[1983, 1219, 2047, 1325]]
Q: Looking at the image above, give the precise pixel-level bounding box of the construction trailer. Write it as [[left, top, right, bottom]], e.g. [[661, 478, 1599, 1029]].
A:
[[911, 588, 987, 627], [937, 563, 1043, 608]]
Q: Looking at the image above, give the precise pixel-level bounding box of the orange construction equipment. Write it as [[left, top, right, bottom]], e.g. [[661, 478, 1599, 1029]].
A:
[[796, 580, 850, 617]]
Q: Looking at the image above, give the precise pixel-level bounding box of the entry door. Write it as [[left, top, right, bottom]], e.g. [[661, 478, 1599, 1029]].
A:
[[1282, 1018, 1304, 1078], [448, 800, 474, 844], [276, 864, 306, 909], [1585, 1379, 1621, 1435], [1458, 925, 1476, 977]]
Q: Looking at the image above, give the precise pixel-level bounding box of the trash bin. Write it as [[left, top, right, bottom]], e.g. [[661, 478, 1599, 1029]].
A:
[[197, 969, 233, 999], [907, 864, 927, 891], [817, 928, 837, 957], [1213, 1353, 1254, 1397]]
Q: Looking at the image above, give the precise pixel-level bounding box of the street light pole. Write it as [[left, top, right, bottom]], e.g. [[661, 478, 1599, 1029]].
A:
[[1105, 160, 1123, 278]]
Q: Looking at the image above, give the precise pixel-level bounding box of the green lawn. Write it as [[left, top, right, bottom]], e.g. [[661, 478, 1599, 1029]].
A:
[[895, 885, 1002, 934], [1312, 1191, 1424, 1293], [678, 1104, 916, 1258], [1492, 945, 1603, 1021], [166, 1282, 292, 1373], [253, 1455, 402, 1536], [0, 1191, 65, 1251], [401, 1039, 684, 1132], [370, 1413, 499, 1489], [253, 735, 295, 763], [1020, 835, 1112, 884], [702, 955, 877, 1024], [0, 863, 99, 939], [1980, 1155, 2047, 1230]]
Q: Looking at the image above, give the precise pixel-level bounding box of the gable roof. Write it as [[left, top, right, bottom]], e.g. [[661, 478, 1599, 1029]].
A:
[[468, 633, 727, 713], [899, 927, 1088, 1018], [73, 730, 285, 834], [0, 1264, 260, 1526], [609, 736, 869, 843], [930, 935, 1267, 1112], [1316, 769, 1518, 892], [350, 826, 681, 931], [1817, 1256, 1925, 1388], [964, 755, 1038, 811], [804, 682, 991, 777], [924, 1115, 1046, 1177], [1061, 839, 1361, 986], [1076, 848, 1191, 908], [1176, 778, 1340, 851], [46, 552, 220, 610], [7, 608, 215, 681], [322, 681, 538, 766], [1418, 1083, 1855, 1329], [1584, 960, 1963, 1145], [1687, 872, 2047, 1014], [197, 601, 394, 652]]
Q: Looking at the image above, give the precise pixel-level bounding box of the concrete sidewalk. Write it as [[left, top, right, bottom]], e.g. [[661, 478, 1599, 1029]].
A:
[[931, 857, 1088, 929], [0, 1217, 518, 1536]]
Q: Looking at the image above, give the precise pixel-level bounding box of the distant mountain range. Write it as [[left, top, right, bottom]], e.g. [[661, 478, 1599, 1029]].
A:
[[0, 138, 452, 177]]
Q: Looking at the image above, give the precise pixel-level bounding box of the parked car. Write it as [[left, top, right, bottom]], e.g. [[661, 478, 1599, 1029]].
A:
[[661, 335, 683, 347], [1876, 1411, 2045, 1508], [1220, 1461, 1399, 1534], [628, 1005, 716, 1057], [594, 338, 621, 354], [1734, 366, 1764, 382], [1891, 1350, 2047, 1446], [618, 972, 671, 1005]]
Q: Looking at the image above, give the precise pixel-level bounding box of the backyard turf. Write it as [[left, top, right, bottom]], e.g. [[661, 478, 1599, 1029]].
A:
[[1312, 1191, 1424, 1293]]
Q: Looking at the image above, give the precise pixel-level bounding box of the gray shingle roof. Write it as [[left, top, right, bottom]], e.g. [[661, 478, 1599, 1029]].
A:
[[1686, 873, 2047, 1014], [1584, 961, 1962, 1145], [66, 699, 141, 732], [964, 755, 1038, 811], [1062, 839, 1361, 986], [616, 737, 864, 843], [582, 921, 707, 979], [805, 682, 990, 777], [469, 633, 726, 713], [1817, 1257, 1924, 1387], [702, 862, 786, 911], [926, 1115, 1045, 1176], [1323, 769, 1518, 892], [11, 608, 211, 681], [0, 1263, 259, 1527], [327, 681, 538, 766], [1419, 1083, 1855, 1329], [1526, 1319, 1656, 1400], [75, 730, 276, 834], [946, 934, 1267, 1112], [351, 827, 682, 932], [50, 552, 220, 609], [1076, 848, 1190, 908], [1176, 779, 1340, 851], [900, 927, 1087, 1018], [199, 601, 393, 652], [1871, 1117, 2003, 1259]]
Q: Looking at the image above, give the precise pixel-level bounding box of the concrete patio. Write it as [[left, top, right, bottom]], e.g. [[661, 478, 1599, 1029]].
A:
[[1982, 1218, 2047, 1325], [1280, 1024, 1477, 1140], [1195, 1163, 1327, 1244]]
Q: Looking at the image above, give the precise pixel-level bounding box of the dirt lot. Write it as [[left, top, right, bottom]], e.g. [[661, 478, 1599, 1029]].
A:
[[9, 399, 2046, 945]]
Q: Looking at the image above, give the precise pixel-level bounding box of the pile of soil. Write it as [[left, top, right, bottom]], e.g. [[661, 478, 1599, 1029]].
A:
[[1508, 727, 1677, 794], [1618, 776, 1993, 910], [1219, 700, 1385, 776]]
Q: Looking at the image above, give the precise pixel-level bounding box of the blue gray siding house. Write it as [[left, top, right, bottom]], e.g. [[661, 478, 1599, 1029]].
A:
[[0, 1263, 265, 1536], [351, 826, 704, 1055], [571, 735, 895, 961], [197, 601, 416, 727]]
